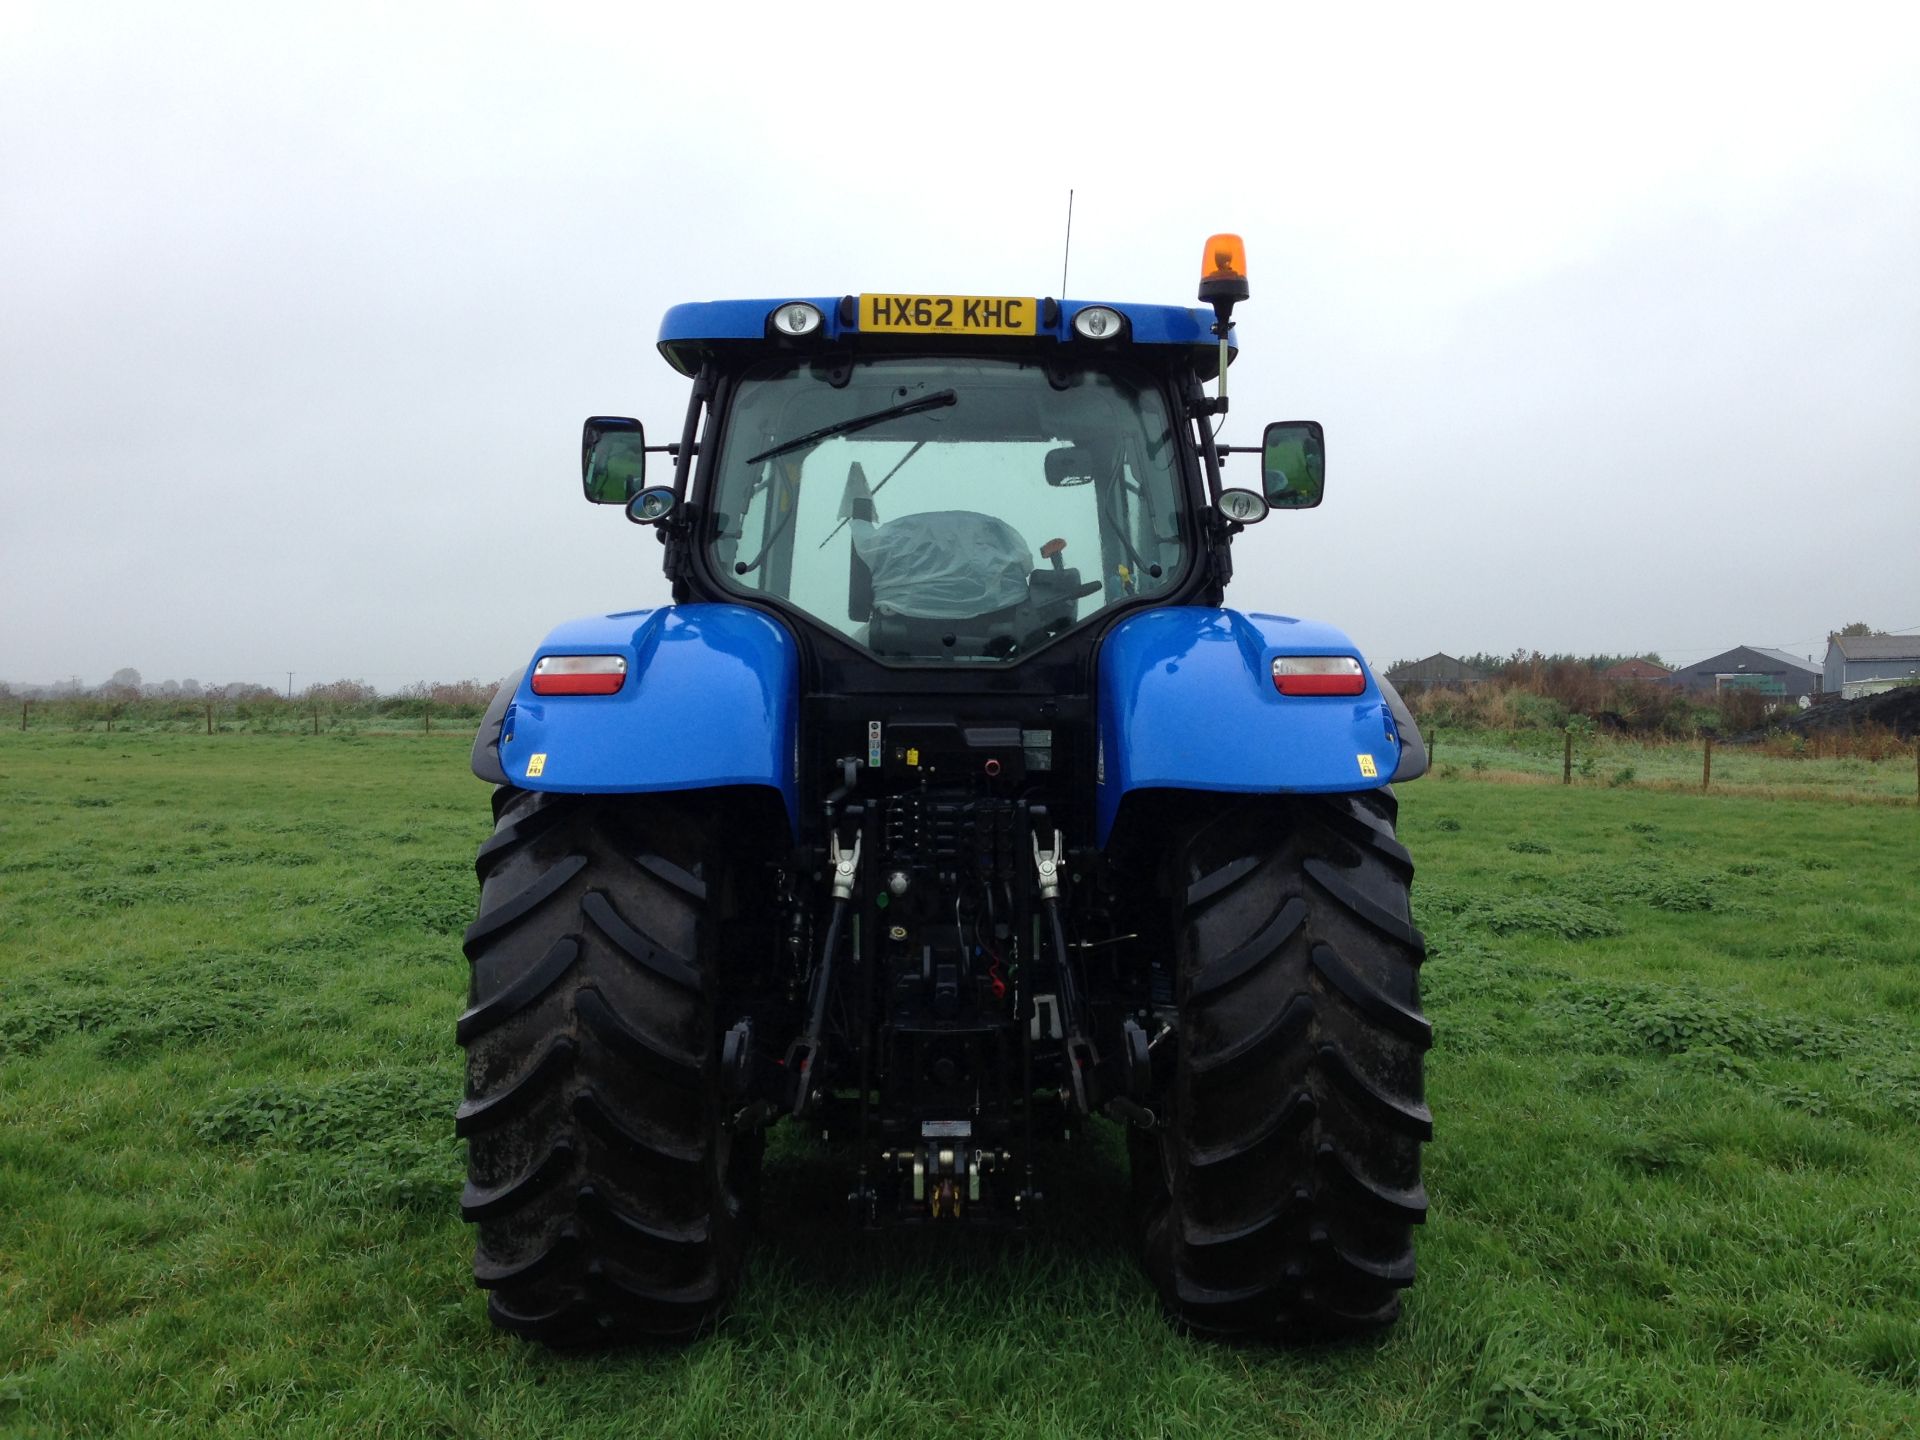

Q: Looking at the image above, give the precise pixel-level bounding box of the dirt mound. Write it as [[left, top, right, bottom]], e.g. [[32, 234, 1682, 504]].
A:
[[1769, 686, 1920, 742]]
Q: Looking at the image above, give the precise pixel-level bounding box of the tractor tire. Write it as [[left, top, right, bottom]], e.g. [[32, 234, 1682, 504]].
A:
[[456, 786, 763, 1345], [1133, 788, 1430, 1341]]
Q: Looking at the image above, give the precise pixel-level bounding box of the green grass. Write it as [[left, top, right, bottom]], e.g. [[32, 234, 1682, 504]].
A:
[[2, 732, 1917, 1437], [1429, 726, 1920, 804]]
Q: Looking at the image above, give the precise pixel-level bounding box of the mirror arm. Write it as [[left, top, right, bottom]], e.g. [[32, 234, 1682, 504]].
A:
[[660, 369, 714, 598], [672, 367, 716, 504], [1195, 421, 1224, 504], [1187, 383, 1233, 598]]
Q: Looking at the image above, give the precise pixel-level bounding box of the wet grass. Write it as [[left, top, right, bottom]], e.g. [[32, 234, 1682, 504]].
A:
[[1, 733, 1916, 1436], [1429, 726, 1920, 804]]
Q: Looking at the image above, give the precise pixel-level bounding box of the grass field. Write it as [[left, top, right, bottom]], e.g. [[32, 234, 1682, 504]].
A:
[[1429, 727, 1920, 805], [2, 732, 1917, 1437]]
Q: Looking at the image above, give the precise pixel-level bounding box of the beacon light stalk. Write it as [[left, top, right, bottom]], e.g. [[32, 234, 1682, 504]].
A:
[[1196, 233, 1248, 403], [1271, 655, 1365, 697], [531, 654, 628, 696]]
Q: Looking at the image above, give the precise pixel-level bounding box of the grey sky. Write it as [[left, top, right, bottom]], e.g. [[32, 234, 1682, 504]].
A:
[[3, 1, 1915, 689]]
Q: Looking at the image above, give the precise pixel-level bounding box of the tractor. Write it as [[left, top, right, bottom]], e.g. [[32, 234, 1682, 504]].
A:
[[459, 235, 1431, 1344]]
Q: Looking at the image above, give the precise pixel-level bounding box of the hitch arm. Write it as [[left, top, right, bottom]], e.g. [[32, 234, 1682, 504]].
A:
[[788, 831, 860, 1117], [1034, 829, 1099, 1115]]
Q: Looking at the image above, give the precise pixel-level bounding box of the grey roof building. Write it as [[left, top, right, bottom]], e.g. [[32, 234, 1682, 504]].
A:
[[1383, 654, 1490, 692], [1823, 634, 1920, 698], [1669, 646, 1822, 700]]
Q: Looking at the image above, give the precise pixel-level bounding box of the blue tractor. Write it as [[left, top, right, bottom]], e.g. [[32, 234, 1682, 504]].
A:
[[459, 236, 1431, 1344]]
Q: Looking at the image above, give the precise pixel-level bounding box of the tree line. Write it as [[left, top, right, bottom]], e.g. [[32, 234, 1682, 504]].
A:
[[2, 670, 499, 708]]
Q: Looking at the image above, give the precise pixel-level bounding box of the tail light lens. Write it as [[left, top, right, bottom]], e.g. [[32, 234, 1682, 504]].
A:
[[1272, 655, 1365, 697], [531, 655, 627, 696]]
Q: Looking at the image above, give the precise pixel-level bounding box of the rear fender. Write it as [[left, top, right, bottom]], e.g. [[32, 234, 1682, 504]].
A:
[[473, 604, 800, 836], [1095, 606, 1418, 847]]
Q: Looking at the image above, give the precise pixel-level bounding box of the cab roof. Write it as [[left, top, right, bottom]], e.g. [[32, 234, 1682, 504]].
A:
[[656, 297, 1238, 378]]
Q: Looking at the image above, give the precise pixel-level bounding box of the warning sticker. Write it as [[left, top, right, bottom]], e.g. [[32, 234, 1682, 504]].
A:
[[526, 753, 547, 778], [1357, 753, 1378, 778]]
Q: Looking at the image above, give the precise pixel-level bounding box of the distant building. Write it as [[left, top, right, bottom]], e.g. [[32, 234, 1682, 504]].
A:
[[1823, 634, 1920, 699], [1669, 646, 1821, 700], [1601, 659, 1672, 684], [1383, 654, 1490, 693]]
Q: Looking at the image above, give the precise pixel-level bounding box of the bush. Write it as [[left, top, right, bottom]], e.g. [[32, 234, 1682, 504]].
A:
[[1406, 672, 1720, 741]]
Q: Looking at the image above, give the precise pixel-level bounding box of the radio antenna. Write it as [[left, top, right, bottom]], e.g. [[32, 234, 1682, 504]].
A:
[[1059, 188, 1075, 297]]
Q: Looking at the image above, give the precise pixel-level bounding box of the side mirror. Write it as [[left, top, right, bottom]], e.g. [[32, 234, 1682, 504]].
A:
[[582, 416, 646, 504], [1261, 421, 1325, 509]]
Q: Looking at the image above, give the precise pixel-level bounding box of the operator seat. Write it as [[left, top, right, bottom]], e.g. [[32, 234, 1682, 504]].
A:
[[854, 511, 1088, 658]]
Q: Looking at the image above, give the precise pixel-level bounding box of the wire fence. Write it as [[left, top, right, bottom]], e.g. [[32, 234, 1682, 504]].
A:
[[12, 699, 1916, 803], [10, 695, 486, 736]]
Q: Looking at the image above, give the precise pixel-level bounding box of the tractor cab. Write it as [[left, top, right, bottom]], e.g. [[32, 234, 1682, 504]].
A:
[[584, 270, 1325, 670]]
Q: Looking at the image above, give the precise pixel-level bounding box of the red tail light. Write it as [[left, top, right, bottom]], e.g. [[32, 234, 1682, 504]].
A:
[[530, 654, 627, 696], [1272, 655, 1365, 697]]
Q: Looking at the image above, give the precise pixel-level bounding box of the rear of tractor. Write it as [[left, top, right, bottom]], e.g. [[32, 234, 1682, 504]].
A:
[[459, 236, 1431, 1344]]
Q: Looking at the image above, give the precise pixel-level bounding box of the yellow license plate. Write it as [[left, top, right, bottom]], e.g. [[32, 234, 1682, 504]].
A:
[[860, 293, 1038, 336]]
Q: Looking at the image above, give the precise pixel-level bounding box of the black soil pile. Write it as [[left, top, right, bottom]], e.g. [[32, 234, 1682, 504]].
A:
[[1744, 686, 1920, 743]]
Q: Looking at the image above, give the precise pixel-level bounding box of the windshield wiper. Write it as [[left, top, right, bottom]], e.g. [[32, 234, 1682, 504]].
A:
[[745, 389, 957, 466]]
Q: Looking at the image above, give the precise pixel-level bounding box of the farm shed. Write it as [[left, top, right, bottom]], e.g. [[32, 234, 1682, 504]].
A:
[[1669, 646, 1821, 700], [1822, 634, 1920, 699], [1384, 654, 1490, 693]]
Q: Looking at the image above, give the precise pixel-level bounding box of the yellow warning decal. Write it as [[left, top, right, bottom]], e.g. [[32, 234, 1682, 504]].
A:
[[526, 753, 547, 778], [906, 747, 920, 767], [1357, 753, 1378, 778]]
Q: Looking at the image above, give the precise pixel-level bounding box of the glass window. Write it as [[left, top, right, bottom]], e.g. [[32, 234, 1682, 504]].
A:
[[709, 357, 1187, 661]]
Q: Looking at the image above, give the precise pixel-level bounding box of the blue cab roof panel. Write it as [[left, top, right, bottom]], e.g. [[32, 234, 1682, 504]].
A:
[[656, 297, 1237, 376]]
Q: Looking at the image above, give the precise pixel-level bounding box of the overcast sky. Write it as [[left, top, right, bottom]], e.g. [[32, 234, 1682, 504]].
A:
[[3, 1, 1915, 689]]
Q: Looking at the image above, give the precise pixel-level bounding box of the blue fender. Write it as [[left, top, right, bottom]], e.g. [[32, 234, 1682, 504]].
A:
[[491, 604, 800, 835], [1094, 607, 1410, 846]]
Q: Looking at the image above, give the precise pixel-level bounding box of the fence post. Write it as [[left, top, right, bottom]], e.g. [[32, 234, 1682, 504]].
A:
[[206, 698, 214, 735], [424, 702, 431, 735], [311, 703, 319, 736], [20, 699, 27, 732], [1703, 735, 1713, 791], [1562, 729, 1573, 785]]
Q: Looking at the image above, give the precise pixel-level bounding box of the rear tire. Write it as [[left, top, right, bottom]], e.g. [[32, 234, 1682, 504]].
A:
[[1133, 789, 1430, 1340], [456, 787, 765, 1345]]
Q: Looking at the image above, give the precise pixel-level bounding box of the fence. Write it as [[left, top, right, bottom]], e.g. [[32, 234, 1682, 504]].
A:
[[12, 695, 485, 736], [1422, 724, 1920, 805]]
